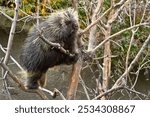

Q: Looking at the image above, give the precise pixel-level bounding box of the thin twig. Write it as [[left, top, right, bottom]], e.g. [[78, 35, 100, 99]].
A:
[[93, 86, 124, 100], [0, 44, 23, 71], [79, 7, 113, 35], [0, 70, 12, 99], [39, 87, 55, 96], [112, 35, 150, 88], [36, 29, 75, 57], [93, 86, 146, 100], [132, 60, 150, 89], [91, 23, 149, 53], [36, 0, 40, 27], [0, 8, 13, 21], [79, 75, 90, 100], [124, 87, 147, 97], [39, 87, 67, 100]]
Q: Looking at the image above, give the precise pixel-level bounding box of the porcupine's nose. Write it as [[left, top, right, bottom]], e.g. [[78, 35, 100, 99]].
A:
[[72, 23, 79, 31]]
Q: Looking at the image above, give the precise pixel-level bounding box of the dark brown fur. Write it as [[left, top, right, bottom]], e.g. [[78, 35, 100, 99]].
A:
[[20, 9, 79, 89]]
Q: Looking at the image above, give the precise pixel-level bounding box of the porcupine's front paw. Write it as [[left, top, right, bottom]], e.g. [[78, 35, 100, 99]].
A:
[[65, 52, 79, 65]]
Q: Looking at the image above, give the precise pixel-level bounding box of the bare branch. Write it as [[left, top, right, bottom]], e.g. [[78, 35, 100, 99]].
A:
[[39, 87, 66, 100], [112, 35, 150, 88], [125, 31, 136, 79], [93, 86, 146, 100], [67, 59, 82, 100], [39, 87, 55, 97], [125, 1, 149, 76], [0, 8, 13, 21], [91, 23, 149, 52], [132, 60, 150, 89], [0, 60, 49, 100], [124, 87, 147, 97], [0, 70, 12, 99], [0, 44, 23, 71], [36, 0, 40, 27], [79, 75, 90, 100], [1, 0, 20, 99], [38, 33, 75, 57], [88, 0, 104, 51], [3, 0, 20, 65], [93, 86, 123, 100], [79, 7, 113, 35], [54, 88, 66, 100], [79, 0, 130, 36]]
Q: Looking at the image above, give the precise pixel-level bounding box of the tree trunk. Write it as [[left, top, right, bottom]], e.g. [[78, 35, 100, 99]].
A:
[[67, 60, 82, 100], [102, 26, 111, 99]]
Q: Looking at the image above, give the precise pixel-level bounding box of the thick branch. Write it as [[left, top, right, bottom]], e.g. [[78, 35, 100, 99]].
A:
[[67, 59, 82, 99], [3, 0, 20, 65], [88, 0, 103, 51]]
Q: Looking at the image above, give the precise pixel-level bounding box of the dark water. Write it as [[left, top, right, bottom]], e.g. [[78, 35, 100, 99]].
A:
[[0, 29, 150, 100]]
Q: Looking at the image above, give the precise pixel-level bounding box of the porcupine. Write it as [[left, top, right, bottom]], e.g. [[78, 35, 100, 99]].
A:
[[20, 9, 79, 89]]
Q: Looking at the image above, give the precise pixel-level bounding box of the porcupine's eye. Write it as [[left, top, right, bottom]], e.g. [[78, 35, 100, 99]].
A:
[[65, 20, 71, 25]]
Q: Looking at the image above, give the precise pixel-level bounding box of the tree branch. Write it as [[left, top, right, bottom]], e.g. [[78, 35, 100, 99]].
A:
[[67, 59, 82, 99], [79, 7, 112, 35], [0, 59, 49, 100], [0, 44, 23, 71], [88, 0, 103, 51], [37, 29, 75, 57], [3, 0, 20, 65], [93, 86, 146, 100], [90, 23, 149, 53], [0, 7, 13, 21], [112, 35, 150, 88]]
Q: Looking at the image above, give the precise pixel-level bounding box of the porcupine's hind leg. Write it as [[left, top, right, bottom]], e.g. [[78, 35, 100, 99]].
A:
[[39, 73, 47, 87], [25, 71, 47, 89]]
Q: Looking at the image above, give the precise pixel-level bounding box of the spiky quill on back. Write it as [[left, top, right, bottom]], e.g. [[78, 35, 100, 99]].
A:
[[20, 8, 79, 72], [28, 8, 79, 43], [20, 8, 79, 89]]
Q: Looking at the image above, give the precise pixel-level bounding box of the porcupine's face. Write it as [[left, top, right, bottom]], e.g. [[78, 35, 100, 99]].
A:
[[46, 9, 79, 40], [60, 9, 79, 36]]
